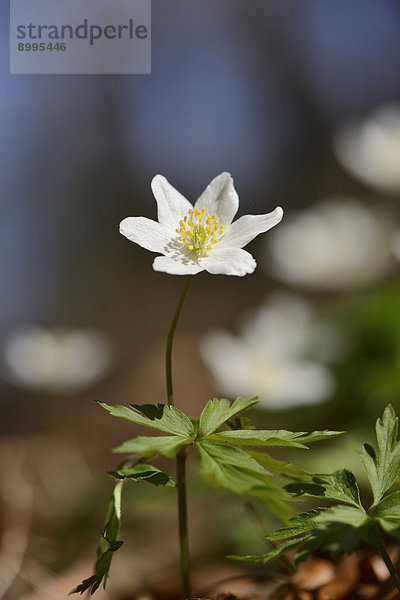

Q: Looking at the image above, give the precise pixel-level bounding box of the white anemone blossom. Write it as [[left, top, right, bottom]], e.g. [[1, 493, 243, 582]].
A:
[[392, 230, 400, 263], [333, 105, 400, 194], [201, 294, 342, 410], [265, 198, 393, 291], [3, 326, 114, 394], [120, 173, 283, 276]]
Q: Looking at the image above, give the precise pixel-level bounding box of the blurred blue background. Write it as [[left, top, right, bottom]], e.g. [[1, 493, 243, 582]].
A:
[[1, 0, 400, 333]]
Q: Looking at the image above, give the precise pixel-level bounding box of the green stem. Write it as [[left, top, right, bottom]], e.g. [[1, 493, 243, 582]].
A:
[[378, 538, 400, 593], [177, 447, 190, 599], [166, 275, 193, 407], [165, 276, 193, 598]]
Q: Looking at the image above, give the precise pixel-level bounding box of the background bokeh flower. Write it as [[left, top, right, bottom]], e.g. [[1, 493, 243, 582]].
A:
[[392, 230, 400, 263], [334, 105, 400, 194], [265, 198, 395, 292], [3, 326, 114, 394], [201, 294, 344, 410]]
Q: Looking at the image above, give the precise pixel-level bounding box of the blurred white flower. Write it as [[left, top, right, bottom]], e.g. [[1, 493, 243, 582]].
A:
[[334, 105, 400, 194], [120, 172, 283, 276], [201, 294, 342, 410], [3, 326, 114, 394], [266, 198, 393, 291], [391, 230, 400, 263]]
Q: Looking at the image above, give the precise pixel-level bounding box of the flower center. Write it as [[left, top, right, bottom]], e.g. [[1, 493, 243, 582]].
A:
[[176, 206, 223, 254]]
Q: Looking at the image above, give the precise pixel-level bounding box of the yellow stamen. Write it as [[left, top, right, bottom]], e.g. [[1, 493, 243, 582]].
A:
[[175, 206, 223, 256]]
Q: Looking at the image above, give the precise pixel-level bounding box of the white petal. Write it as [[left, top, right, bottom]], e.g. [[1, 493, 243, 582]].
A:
[[194, 172, 239, 226], [120, 217, 169, 253], [219, 207, 283, 249], [153, 255, 204, 275], [151, 175, 193, 230], [199, 247, 256, 276]]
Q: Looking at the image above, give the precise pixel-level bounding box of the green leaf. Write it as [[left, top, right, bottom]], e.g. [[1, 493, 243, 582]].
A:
[[294, 431, 346, 444], [205, 430, 308, 448], [369, 491, 400, 540], [113, 435, 189, 458], [374, 518, 400, 540], [271, 507, 376, 564], [231, 504, 379, 566], [370, 490, 400, 519], [198, 442, 278, 493], [293, 535, 321, 564], [248, 450, 309, 478], [197, 442, 270, 494], [70, 480, 124, 595], [198, 397, 259, 438], [284, 470, 362, 509], [235, 409, 400, 569], [198, 441, 272, 476], [70, 574, 103, 596], [279, 506, 375, 559], [266, 510, 323, 541], [360, 404, 400, 504], [284, 481, 327, 497], [197, 441, 292, 519], [197, 443, 297, 521], [205, 429, 343, 449], [108, 464, 176, 487], [302, 505, 378, 552], [298, 520, 377, 560], [98, 402, 194, 438], [315, 505, 368, 527], [229, 536, 308, 564]]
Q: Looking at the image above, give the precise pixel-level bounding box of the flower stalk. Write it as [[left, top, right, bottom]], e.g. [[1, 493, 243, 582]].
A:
[[118, 173, 283, 599], [166, 275, 193, 407], [377, 536, 400, 593], [177, 447, 190, 599], [166, 275, 193, 597]]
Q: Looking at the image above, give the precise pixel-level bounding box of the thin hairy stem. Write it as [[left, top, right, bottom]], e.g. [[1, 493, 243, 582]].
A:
[[165, 276, 193, 598], [378, 536, 400, 594], [165, 275, 192, 407], [177, 448, 190, 598]]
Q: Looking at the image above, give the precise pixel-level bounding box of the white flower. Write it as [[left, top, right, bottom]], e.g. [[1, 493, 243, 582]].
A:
[[392, 230, 400, 263], [201, 294, 339, 410], [120, 172, 283, 276], [265, 198, 393, 291], [333, 105, 400, 194], [3, 326, 114, 394]]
